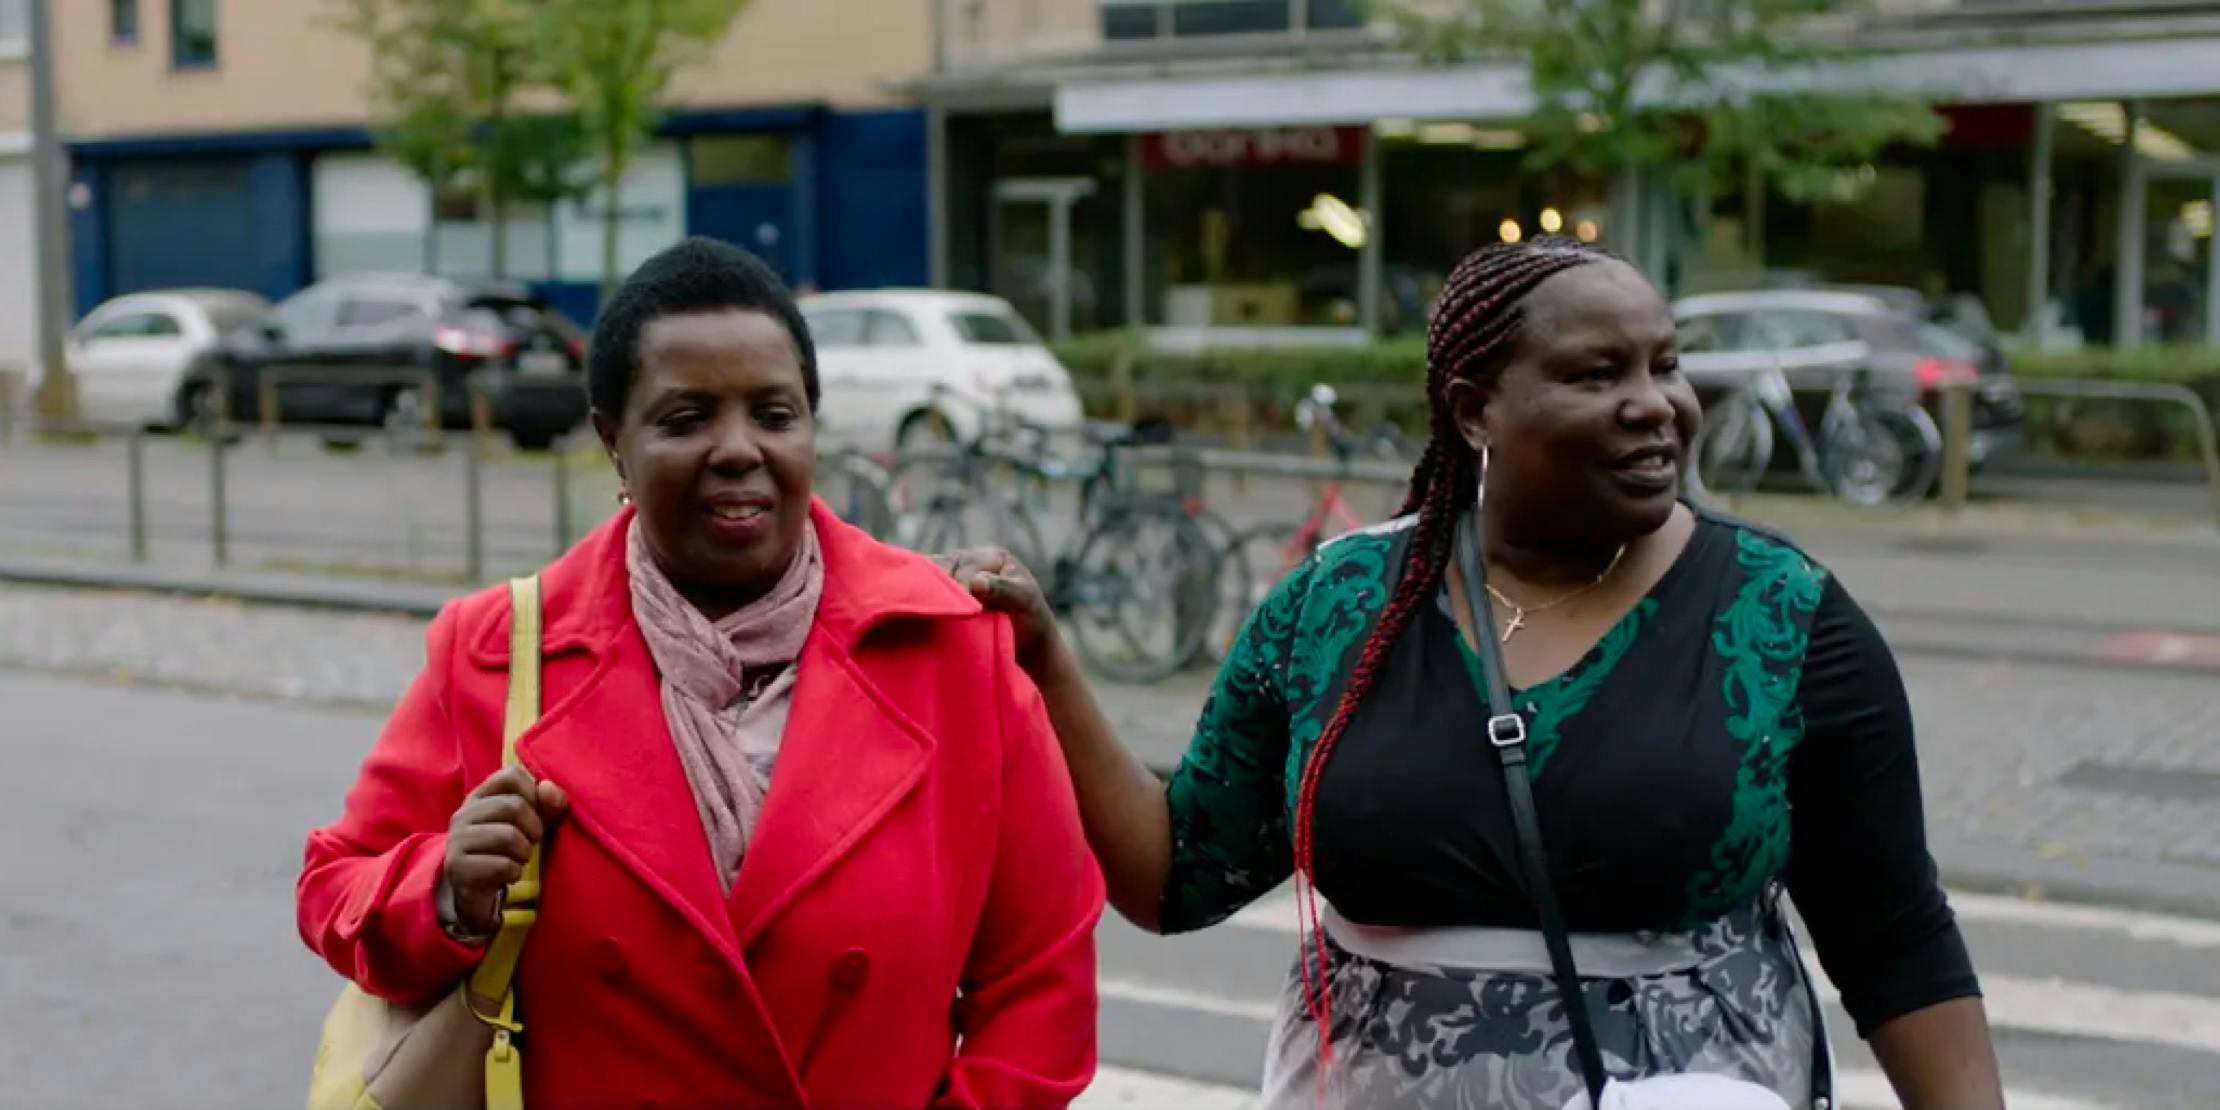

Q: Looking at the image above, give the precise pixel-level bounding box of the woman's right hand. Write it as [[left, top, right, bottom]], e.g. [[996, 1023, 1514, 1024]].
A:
[[937, 546, 1059, 672], [442, 767, 568, 936]]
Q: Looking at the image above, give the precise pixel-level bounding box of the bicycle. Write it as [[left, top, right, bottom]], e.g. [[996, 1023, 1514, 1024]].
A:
[[1213, 384, 1378, 656], [1691, 358, 1942, 507], [891, 387, 1224, 684]]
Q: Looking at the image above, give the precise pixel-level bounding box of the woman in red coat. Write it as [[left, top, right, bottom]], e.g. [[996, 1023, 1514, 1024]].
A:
[[297, 238, 1105, 1110]]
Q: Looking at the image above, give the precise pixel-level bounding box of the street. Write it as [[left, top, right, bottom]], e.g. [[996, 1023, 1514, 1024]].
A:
[[4, 667, 2219, 1108]]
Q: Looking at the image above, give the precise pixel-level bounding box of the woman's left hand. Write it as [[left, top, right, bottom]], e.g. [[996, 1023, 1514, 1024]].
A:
[[934, 546, 1057, 672]]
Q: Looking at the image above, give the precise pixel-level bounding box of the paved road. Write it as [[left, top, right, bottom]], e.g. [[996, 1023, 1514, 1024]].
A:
[[4, 670, 2218, 1109]]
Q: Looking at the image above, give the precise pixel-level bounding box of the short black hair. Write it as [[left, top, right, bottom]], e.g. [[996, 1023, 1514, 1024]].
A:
[[586, 236, 818, 419]]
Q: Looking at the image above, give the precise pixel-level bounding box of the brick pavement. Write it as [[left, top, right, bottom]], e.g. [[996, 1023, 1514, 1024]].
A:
[[3, 578, 2216, 915]]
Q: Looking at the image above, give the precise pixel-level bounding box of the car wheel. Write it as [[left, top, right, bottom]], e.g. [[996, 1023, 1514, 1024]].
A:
[[174, 382, 240, 444], [896, 407, 957, 454], [383, 384, 439, 452], [510, 429, 557, 452]]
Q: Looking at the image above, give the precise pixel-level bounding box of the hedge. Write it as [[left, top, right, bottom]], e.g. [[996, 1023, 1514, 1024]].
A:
[[1052, 333, 2220, 462]]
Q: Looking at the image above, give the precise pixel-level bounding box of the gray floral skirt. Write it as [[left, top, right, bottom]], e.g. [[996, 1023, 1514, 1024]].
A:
[[1258, 895, 1825, 1110]]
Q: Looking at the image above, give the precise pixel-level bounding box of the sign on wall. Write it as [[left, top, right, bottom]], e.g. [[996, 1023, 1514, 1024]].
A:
[[1141, 127, 1367, 171]]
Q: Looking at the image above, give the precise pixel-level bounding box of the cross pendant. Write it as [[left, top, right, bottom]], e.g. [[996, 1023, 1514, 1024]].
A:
[[1500, 610, 1525, 644]]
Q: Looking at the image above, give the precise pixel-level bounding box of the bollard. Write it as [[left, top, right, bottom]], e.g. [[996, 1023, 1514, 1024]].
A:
[[464, 429, 486, 582], [1939, 379, 1973, 511], [0, 367, 17, 447], [126, 429, 149, 562], [209, 431, 230, 567], [260, 374, 280, 453], [551, 441, 573, 555]]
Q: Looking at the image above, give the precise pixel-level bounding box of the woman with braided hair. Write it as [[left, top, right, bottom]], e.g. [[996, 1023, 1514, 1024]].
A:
[[941, 237, 2003, 1109]]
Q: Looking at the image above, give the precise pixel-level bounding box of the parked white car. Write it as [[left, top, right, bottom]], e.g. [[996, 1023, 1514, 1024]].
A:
[[43, 289, 271, 429], [798, 290, 1083, 452]]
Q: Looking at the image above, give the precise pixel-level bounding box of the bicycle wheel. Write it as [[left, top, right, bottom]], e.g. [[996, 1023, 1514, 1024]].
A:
[[1823, 403, 1941, 506], [1064, 502, 1220, 684], [1692, 391, 1773, 495], [825, 453, 899, 542], [1209, 522, 1312, 660], [1188, 510, 1249, 664]]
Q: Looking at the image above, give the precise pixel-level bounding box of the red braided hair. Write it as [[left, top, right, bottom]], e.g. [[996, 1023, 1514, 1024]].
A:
[[1289, 237, 1613, 1097]]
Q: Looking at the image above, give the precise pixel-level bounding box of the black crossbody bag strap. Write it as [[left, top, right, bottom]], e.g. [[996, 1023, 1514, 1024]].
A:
[[1458, 511, 1837, 1110], [1456, 513, 1611, 1107]]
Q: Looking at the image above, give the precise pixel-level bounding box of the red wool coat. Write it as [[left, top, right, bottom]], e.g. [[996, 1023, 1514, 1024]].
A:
[[298, 502, 1105, 1109]]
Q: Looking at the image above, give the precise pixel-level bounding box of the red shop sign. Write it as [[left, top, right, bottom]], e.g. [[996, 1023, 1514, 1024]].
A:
[[1142, 127, 1366, 170]]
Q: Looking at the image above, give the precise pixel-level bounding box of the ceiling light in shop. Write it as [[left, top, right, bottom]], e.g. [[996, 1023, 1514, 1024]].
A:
[[1419, 122, 1477, 145], [1576, 219, 1601, 242], [1377, 119, 1417, 139], [2187, 200, 2215, 239], [1499, 218, 1523, 244], [1299, 193, 1370, 250], [2058, 101, 2200, 161], [1540, 208, 1565, 234]]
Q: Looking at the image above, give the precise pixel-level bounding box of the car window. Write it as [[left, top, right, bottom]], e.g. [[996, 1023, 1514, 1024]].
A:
[[336, 297, 425, 330], [83, 312, 182, 341], [1675, 313, 1747, 354], [863, 310, 922, 348], [948, 308, 1040, 347], [804, 308, 864, 348], [269, 287, 344, 339], [1751, 311, 1859, 350], [200, 299, 268, 335], [1910, 319, 1984, 360]]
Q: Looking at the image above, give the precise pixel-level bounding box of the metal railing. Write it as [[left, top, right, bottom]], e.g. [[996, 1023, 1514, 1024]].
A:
[[1935, 378, 2220, 529], [257, 368, 444, 451]]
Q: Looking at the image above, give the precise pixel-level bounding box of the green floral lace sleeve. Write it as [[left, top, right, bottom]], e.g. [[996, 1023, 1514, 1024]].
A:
[[1157, 555, 1310, 934]]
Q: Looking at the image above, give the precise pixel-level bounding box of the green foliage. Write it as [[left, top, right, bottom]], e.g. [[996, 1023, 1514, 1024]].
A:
[[534, 0, 754, 297], [1372, 0, 1945, 252]]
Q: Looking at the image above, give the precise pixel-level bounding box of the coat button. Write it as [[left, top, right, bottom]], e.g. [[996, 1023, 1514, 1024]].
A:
[[829, 947, 870, 992], [592, 937, 628, 983]]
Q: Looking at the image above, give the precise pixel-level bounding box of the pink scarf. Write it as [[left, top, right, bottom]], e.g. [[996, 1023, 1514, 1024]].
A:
[[626, 517, 824, 892]]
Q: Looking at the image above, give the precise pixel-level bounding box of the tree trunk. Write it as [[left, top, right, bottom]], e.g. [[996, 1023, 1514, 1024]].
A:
[[488, 180, 509, 281], [1743, 159, 1768, 269], [600, 169, 623, 308], [1608, 165, 1645, 267]]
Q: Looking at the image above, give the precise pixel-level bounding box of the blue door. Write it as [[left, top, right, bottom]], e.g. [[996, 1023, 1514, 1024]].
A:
[[107, 158, 262, 295], [689, 182, 794, 280]]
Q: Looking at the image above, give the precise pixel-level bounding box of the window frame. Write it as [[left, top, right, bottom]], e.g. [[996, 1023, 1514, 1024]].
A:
[[111, 0, 141, 45], [171, 0, 217, 70]]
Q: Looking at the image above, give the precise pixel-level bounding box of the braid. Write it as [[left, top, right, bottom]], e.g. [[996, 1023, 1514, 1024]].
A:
[[1289, 236, 1611, 1094]]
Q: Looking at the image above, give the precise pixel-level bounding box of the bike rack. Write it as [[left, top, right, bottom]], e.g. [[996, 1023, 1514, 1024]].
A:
[[1965, 379, 2220, 530]]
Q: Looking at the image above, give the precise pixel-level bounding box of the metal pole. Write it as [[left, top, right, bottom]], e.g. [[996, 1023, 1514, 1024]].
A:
[[927, 107, 950, 290], [2026, 102, 2055, 343], [1048, 194, 1073, 342], [1124, 134, 1146, 328], [1939, 381, 1973, 511], [2207, 172, 2220, 346], [126, 429, 148, 562], [209, 432, 229, 567], [551, 441, 573, 554], [1359, 127, 1384, 336], [2114, 100, 2146, 350], [0, 368, 16, 446], [27, 0, 77, 421], [464, 429, 486, 581], [261, 374, 280, 452]]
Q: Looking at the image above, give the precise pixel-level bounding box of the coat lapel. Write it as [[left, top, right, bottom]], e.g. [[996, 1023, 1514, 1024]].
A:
[[724, 502, 981, 950]]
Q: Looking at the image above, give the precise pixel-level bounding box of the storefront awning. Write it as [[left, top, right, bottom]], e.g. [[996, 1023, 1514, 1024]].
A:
[[1055, 35, 2220, 133]]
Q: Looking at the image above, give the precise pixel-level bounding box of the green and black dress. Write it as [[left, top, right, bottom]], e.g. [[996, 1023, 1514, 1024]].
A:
[[1162, 507, 1980, 1109]]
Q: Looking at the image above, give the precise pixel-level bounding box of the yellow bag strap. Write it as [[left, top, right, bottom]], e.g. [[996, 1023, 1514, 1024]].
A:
[[465, 575, 543, 1110]]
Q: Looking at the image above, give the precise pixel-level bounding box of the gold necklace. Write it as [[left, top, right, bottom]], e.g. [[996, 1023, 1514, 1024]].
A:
[[1484, 545, 1629, 644]]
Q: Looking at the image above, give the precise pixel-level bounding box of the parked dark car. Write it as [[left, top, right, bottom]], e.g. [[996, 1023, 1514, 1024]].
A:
[[1673, 288, 2027, 471], [179, 273, 590, 449]]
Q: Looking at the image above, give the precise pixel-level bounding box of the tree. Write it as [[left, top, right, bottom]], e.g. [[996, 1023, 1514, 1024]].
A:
[[339, 0, 586, 279], [1375, 0, 1943, 266], [535, 0, 754, 301]]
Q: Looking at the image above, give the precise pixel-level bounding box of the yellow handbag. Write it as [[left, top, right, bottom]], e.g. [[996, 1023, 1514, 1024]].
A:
[[307, 576, 546, 1110]]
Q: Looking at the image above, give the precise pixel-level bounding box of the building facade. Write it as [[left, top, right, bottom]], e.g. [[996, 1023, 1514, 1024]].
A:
[[916, 0, 2220, 349], [0, 0, 40, 374], [57, 0, 938, 321]]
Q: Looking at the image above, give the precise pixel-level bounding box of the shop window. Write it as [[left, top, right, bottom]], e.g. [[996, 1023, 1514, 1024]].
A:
[[1103, 0, 1360, 41], [0, 0, 25, 48], [173, 0, 217, 68], [691, 135, 792, 186]]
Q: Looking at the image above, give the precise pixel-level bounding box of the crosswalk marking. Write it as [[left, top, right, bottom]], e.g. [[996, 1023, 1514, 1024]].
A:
[[1217, 889, 2220, 1054]]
